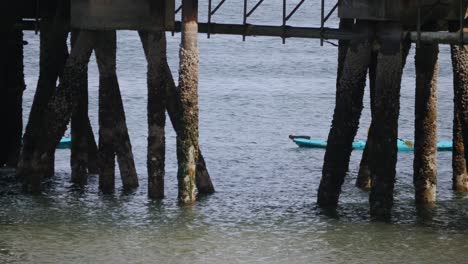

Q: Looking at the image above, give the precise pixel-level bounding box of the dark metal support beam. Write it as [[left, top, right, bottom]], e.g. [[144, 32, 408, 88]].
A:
[[16, 20, 468, 45], [246, 0, 265, 17], [324, 2, 339, 23], [320, 0, 325, 45], [286, 0, 306, 21], [208, 0, 228, 38], [282, 0, 286, 44], [175, 5, 182, 14], [210, 0, 227, 15]]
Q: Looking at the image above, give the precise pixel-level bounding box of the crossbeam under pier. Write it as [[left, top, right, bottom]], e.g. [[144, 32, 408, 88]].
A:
[[17, 20, 468, 45]]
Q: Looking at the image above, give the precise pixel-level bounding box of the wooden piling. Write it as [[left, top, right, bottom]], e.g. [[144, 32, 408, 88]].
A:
[[115, 111, 139, 188], [452, 108, 468, 191], [136, 0, 166, 198], [357, 40, 411, 191], [356, 132, 373, 190], [138, 31, 167, 199], [140, 31, 215, 196], [369, 22, 403, 219], [0, 35, 6, 166], [1, 25, 25, 167], [18, 31, 96, 192], [18, 2, 69, 179], [70, 30, 99, 184], [317, 20, 373, 208], [166, 63, 215, 195], [448, 21, 468, 192], [177, 0, 200, 204], [86, 125, 99, 174], [336, 19, 354, 86], [94, 31, 139, 192], [194, 152, 215, 195], [165, 58, 214, 195], [356, 52, 377, 190], [414, 23, 439, 205], [97, 68, 116, 193]]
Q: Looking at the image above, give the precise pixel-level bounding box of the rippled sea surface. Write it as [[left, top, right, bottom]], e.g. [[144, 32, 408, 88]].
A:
[[1, 1, 468, 263]]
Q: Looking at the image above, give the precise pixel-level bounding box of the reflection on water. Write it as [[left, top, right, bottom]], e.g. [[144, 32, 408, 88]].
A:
[[2, 1, 468, 263], [1, 169, 467, 263]]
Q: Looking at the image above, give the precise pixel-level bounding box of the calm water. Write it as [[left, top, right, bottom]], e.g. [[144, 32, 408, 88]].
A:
[[1, 1, 468, 263]]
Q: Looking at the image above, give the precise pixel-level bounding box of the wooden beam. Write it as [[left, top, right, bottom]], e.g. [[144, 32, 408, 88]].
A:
[[70, 0, 165, 31]]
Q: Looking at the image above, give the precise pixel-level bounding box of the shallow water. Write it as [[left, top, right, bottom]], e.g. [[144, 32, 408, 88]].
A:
[[1, 1, 468, 263]]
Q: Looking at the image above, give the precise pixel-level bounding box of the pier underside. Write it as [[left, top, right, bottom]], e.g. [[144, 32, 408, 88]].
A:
[[2, 0, 468, 218]]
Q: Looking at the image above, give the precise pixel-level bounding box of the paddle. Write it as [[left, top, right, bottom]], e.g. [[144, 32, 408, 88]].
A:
[[289, 135, 311, 140], [398, 138, 414, 147]]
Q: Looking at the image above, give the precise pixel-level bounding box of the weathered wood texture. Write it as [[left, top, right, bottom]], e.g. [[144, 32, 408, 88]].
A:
[[18, 31, 96, 192], [414, 24, 439, 205], [177, 0, 200, 204], [0, 35, 7, 166], [449, 21, 468, 192], [70, 30, 99, 184], [140, 31, 215, 197], [336, 19, 354, 87], [357, 39, 411, 190], [317, 20, 373, 208], [369, 22, 403, 220], [97, 58, 116, 193], [339, 0, 462, 23], [1, 25, 24, 167], [71, 0, 174, 31], [18, 1, 69, 181], [194, 151, 214, 194], [339, 0, 402, 21], [139, 31, 167, 199], [94, 31, 139, 193], [17, 0, 60, 19], [452, 96, 468, 192], [356, 51, 377, 190], [337, 19, 373, 191], [165, 59, 214, 195]]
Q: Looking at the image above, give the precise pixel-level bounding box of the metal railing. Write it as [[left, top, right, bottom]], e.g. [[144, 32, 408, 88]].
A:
[[204, 0, 337, 44]]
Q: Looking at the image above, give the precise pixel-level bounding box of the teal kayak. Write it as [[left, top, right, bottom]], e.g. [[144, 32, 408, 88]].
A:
[[292, 138, 452, 152], [21, 138, 71, 149], [57, 138, 71, 149]]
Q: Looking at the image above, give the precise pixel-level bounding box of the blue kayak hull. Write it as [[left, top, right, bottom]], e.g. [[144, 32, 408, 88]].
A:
[[293, 138, 452, 152], [57, 138, 71, 149]]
